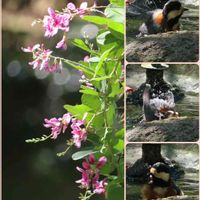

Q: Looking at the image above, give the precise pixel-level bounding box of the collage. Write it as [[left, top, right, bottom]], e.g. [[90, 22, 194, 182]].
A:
[[2, 0, 199, 200]]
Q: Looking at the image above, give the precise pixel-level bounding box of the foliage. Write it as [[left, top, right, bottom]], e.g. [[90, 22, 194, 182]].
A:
[[23, 0, 124, 199]]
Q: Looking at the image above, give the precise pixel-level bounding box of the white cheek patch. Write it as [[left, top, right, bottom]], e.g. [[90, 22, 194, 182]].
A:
[[167, 8, 183, 20]]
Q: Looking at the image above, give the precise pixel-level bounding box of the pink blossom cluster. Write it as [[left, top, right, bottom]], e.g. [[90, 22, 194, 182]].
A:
[[43, 113, 87, 148], [21, 44, 62, 73], [71, 118, 87, 148], [76, 154, 107, 194], [43, 2, 89, 48]]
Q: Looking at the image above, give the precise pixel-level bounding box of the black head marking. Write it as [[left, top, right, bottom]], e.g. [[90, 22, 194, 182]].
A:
[[163, 0, 182, 16], [152, 162, 170, 173]]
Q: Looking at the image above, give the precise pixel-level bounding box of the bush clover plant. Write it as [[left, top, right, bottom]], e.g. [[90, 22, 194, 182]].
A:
[[23, 1, 124, 199]]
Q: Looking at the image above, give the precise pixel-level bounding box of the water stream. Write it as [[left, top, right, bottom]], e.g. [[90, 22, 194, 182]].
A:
[[126, 145, 199, 200], [126, 3, 199, 41], [126, 65, 199, 129]]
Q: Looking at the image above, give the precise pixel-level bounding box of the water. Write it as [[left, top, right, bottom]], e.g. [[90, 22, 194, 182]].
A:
[[126, 3, 199, 40], [126, 65, 199, 128], [126, 145, 199, 200], [126, 171, 199, 200]]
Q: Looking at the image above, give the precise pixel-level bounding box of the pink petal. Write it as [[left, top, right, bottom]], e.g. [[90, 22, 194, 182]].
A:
[[88, 154, 96, 164], [48, 7, 55, 17], [97, 156, 107, 169], [67, 2, 76, 10]]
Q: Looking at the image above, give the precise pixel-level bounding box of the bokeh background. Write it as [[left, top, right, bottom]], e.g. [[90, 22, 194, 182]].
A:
[[2, 0, 108, 199]]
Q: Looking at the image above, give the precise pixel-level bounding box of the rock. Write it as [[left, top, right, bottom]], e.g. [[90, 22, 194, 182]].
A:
[[126, 31, 199, 62], [158, 195, 199, 200], [126, 116, 199, 142]]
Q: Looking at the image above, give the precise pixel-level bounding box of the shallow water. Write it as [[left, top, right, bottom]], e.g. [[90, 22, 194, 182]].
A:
[[126, 171, 199, 200], [126, 145, 199, 200], [126, 4, 199, 40], [127, 92, 199, 128], [126, 65, 199, 129]]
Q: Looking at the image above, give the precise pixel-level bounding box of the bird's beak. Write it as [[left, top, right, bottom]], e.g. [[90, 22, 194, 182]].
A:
[[183, 8, 189, 11]]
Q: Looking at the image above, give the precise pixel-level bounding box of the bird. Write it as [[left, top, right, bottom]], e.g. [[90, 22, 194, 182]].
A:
[[138, 0, 188, 36], [142, 162, 183, 200], [143, 84, 178, 121]]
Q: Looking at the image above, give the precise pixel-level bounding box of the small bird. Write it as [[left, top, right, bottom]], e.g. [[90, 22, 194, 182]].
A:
[[143, 84, 178, 121], [142, 162, 183, 200], [138, 0, 188, 36]]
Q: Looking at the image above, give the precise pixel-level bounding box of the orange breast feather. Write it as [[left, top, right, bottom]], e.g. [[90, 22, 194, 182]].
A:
[[154, 13, 164, 25]]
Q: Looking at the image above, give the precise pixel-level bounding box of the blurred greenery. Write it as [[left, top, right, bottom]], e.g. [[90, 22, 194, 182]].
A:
[[2, 0, 109, 199]]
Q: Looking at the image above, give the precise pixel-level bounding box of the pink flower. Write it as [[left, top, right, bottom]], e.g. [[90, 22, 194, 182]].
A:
[[22, 43, 63, 73], [44, 117, 62, 139], [76, 167, 90, 188], [71, 126, 87, 148], [83, 55, 90, 62], [88, 154, 96, 164], [56, 36, 67, 50], [76, 154, 108, 194], [67, 2, 77, 11], [62, 113, 71, 132], [93, 179, 107, 194], [43, 8, 70, 37], [21, 44, 40, 52], [77, 2, 88, 17], [45, 60, 63, 73], [28, 47, 53, 71], [82, 161, 91, 170], [96, 156, 107, 169], [43, 113, 72, 139]]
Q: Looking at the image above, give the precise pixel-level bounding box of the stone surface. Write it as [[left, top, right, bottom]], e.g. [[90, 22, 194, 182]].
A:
[[126, 31, 199, 62], [126, 116, 199, 142], [158, 195, 199, 200]]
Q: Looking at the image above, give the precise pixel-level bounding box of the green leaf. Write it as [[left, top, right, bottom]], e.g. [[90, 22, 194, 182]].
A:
[[97, 30, 111, 46], [107, 184, 124, 200], [114, 139, 124, 152], [82, 16, 112, 25], [105, 4, 124, 23], [106, 104, 116, 126], [108, 21, 124, 34], [100, 162, 115, 176], [64, 104, 91, 119], [96, 30, 123, 57], [109, 82, 123, 98], [116, 128, 124, 139], [81, 94, 101, 110], [94, 47, 114, 78], [83, 15, 124, 40], [119, 159, 124, 182], [71, 39, 97, 55], [87, 134, 100, 145], [109, 0, 124, 6], [108, 22, 124, 40], [62, 60, 94, 76], [72, 149, 97, 160], [80, 86, 99, 96], [91, 113, 104, 129], [91, 75, 111, 81]]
